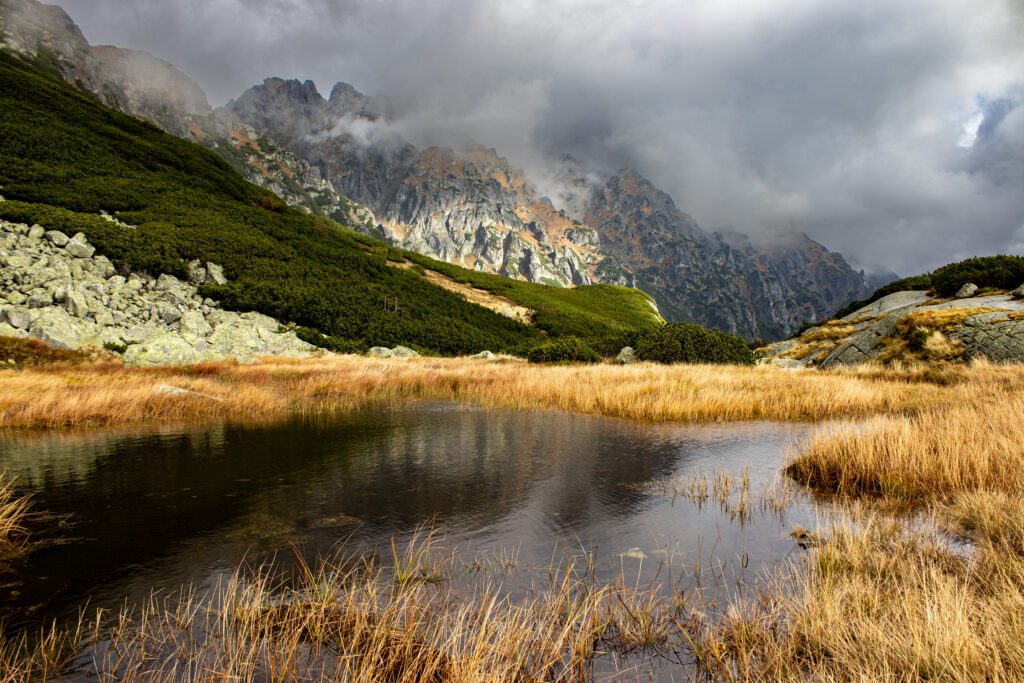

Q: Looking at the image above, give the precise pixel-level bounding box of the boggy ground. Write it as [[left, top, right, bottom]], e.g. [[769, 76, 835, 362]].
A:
[[1, 348, 1022, 429], [2, 353, 1024, 680]]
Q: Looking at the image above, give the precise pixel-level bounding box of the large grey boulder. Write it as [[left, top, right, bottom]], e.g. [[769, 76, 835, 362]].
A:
[[1011, 283, 1024, 300], [0, 322, 27, 339], [616, 346, 637, 365], [1, 254, 32, 269], [65, 290, 90, 318], [3, 306, 33, 330], [955, 283, 979, 299], [178, 310, 212, 337], [367, 347, 394, 358], [391, 346, 419, 358], [124, 332, 202, 366], [28, 307, 97, 349], [45, 230, 70, 247], [470, 350, 496, 359], [64, 233, 95, 259]]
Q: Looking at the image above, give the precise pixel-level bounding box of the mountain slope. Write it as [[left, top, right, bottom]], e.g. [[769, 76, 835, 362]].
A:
[[0, 51, 661, 354], [1, 0, 871, 341], [223, 78, 609, 288], [583, 170, 871, 340]]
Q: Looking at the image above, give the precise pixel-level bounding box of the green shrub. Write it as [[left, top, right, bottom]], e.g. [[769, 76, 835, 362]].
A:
[[634, 323, 755, 365], [525, 337, 600, 364], [833, 275, 934, 319], [931, 256, 1024, 297], [834, 256, 1024, 320]]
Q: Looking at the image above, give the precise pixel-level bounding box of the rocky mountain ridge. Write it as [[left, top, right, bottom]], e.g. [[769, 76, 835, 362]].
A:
[[1, 0, 875, 339]]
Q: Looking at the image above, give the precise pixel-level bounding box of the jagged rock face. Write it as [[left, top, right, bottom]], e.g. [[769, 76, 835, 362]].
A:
[[0, 0, 210, 136], [224, 79, 606, 286], [583, 170, 871, 340]]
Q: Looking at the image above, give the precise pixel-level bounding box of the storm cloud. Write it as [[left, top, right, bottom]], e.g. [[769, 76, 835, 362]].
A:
[[60, 0, 1024, 275]]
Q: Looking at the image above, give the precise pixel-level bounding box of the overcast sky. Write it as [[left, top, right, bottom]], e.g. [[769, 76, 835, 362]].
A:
[[60, 0, 1024, 275]]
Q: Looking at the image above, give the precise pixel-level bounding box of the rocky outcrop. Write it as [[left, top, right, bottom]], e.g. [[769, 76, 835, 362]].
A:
[[583, 170, 872, 340], [759, 288, 1024, 368], [0, 220, 314, 364]]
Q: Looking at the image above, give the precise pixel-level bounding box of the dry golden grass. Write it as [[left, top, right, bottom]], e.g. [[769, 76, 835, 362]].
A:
[[4, 354, 1024, 430], [684, 511, 1024, 681], [0, 474, 31, 557], [894, 306, 1002, 335], [787, 393, 1024, 499], [0, 532, 701, 682]]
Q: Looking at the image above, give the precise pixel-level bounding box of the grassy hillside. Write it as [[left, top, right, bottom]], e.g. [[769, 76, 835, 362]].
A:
[[0, 52, 660, 354]]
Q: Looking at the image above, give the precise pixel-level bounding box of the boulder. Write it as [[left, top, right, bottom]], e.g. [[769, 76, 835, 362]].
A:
[[27, 224, 45, 240], [1, 254, 32, 269], [121, 325, 161, 345], [64, 233, 95, 259], [65, 290, 90, 318], [3, 306, 33, 330], [28, 307, 96, 350], [205, 262, 227, 285], [470, 350, 496, 359], [178, 310, 213, 337], [367, 346, 394, 358], [955, 283, 979, 299], [158, 303, 183, 323], [238, 311, 278, 332], [155, 274, 183, 291], [0, 322, 26, 339], [123, 332, 203, 366], [1011, 283, 1024, 300], [26, 291, 53, 308], [186, 260, 207, 285], [391, 345, 419, 358], [615, 346, 637, 364], [45, 230, 70, 247]]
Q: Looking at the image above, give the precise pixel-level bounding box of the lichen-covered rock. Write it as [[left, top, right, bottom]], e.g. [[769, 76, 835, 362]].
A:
[[2, 306, 33, 330], [367, 347, 393, 358], [45, 230, 70, 247], [178, 310, 212, 337], [64, 233, 95, 258], [123, 332, 203, 366], [1011, 283, 1024, 300], [0, 220, 315, 364], [615, 346, 637, 364], [391, 346, 419, 358], [27, 307, 96, 349], [955, 283, 979, 299], [470, 350, 496, 359]]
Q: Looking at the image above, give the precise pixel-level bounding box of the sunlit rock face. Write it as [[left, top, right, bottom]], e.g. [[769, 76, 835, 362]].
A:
[[224, 79, 608, 287]]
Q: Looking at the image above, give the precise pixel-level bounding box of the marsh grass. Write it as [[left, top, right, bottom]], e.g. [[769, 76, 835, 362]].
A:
[[1, 535, 754, 682], [4, 355, 1023, 429], [0, 474, 32, 564]]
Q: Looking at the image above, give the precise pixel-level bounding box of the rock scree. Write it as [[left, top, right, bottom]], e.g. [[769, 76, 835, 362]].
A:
[[0, 220, 315, 364]]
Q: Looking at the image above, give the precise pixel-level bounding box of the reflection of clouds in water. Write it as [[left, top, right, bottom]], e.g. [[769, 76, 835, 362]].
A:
[[0, 405, 821, 637]]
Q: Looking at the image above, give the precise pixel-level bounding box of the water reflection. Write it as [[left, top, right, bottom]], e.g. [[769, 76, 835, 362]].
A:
[[0, 404, 818, 633]]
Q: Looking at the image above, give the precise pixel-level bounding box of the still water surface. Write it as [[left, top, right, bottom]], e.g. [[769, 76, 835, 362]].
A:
[[0, 404, 822, 652]]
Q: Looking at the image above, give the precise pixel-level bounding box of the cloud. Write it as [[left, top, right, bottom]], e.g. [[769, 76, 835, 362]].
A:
[[59, 0, 1024, 275]]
